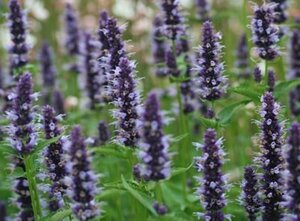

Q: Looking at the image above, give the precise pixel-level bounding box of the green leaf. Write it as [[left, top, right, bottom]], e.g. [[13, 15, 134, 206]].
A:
[[218, 100, 251, 126], [230, 87, 262, 103], [121, 176, 157, 216], [172, 133, 188, 143], [170, 163, 193, 178], [196, 115, 219, 128], [274, 79, 300, 98], [91, 146, 130, 159], [47, 209, 72, 221]]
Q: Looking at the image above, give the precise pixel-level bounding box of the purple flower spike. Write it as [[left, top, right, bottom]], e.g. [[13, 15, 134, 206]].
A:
[[153, 202, 168, 215], [284, 122, 300, 220], [0, 202, 7, 221], [43, 105, 66, 211], [267, 70, 276, 91], [236, 34, 251, 78], [241, 166, 261, 221], [165, 47, 180, 77], [7, 0, 29, 73], [194, 21, 227, 101], [152, 16, 167, 77], [64, 3, 80, 56], [194, 129, 228, 221], [267, 0, 288, 24], [98, 11, 110, 52], [53, 89, 65, 115], [98, 121, 110, 146], [195, 0, 210, 21], [7, 73, 37, 154], [112, 57, 140, 147], [14, 177, 34, 221], [251, 3, 280, 60], [253, 66, 262, 83], [65, 126, 99, 221], [259, 92, 284, 221], [81, 32, 103, 109], [137, 92, 171, 181], [160, 0, 185, 41]]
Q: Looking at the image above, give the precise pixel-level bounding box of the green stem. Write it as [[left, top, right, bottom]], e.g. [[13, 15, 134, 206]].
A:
[[24, 155, 42, 220], [155, 182, 163, 202]]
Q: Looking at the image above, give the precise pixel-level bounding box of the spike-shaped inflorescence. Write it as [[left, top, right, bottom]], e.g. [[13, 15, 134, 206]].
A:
[[7, 73, 37, 154], [136, 92, 171, 181], [152, 16, 167, 77], [195, 0, 210, 21], [65, 126, 99, 221], [97, 121, 110, 146], [289, 24, 300, 116], [53, 89, 65, 115], [42, 105, 66, 211], [39, 42, 56, 104], [194, 128, 228, 221], [7, 0, 29, 75], [251, 3, 279, 60], [236, 33, 251, 78], [253, 66, 262, 83], [111, 57, 140, 147], [267, 0, 288, 24], [194, 21, 227, 101], [241, 166, 261, 221], [267, 70, 276, 92], [284, 122, 300, 220], [259, 92, 284, 221], [81, 32, 102, 109]]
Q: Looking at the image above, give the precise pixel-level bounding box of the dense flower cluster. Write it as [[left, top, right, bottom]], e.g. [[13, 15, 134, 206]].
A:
[[97, 121, 110, 146], [111, 57, 140, 147], [136, 92, 171, 181], [7, 0, 29, 75], [251, 3, 279, 60], [259, 92, 284, 221], [195, 0, 210, 21], [267, 0, 288, 24], [268, 70, 276, 92], [253, 66, 262, 83], [53, 89, 65, 115], [42, 105, 66, 211], [194, 21, 227, 101], [284, 122, 300, 220], [194, 129, 228, 221], [236, 34, 250, 78], [7, 73, 37, 154], [65, 126, 99, 221], [241, 166, 261, 221]]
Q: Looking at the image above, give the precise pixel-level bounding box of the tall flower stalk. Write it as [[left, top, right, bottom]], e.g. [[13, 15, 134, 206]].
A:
[[258, 92, 284, 221], [195, 0, 210, 21], [236, 33, 250, 78], [194, 129, 229, 221]]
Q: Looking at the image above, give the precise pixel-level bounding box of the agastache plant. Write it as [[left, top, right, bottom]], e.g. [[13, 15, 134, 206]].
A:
[[97, 121, 110, 146], [195, 0, 210, 21], [136, 92, 171, 181], [194, 21, 227, 101], [283, 122, 300, 220], [111, 57, 140, 147], [253, 66, 262, 83], [267, 0, 288, 24], [194, 128, 229, 221], [81, 32, 102, 109], [241, 166, 261, 221], [65, 126, 99, 221], [258, 92, 284, 221], [53, 89, 65, 115], [236, 33, 251, 78], [7, 0, 29, 76], [42, 105, 66, 211], [251, 3, 280, 60]]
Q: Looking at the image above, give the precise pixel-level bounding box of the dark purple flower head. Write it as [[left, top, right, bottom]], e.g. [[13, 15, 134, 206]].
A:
[[81, 32, 103, 109], [14, 177, 34, 221], [241, 166, 261, 221], [251, 3, 280, 60], [40, 42, 56, 88], [65, 126, 99, 221], [7, 73, 37, 154], [268, 70, 276, 91], [53, 89, 65, 115], [195, 0, 210, 21], [288, 25, 300, 80], [194, 21, 227, 101], [165, 47, 180, 77], [284, 122, 300, 220], [253, 66, 262, 83], [7, 0, 29, 72], [236, 33, 251, 78], [194, 128, 228, 221], [152, 16, 167, 77], [0, 202, 7, 221], [259, 92, 284, 221], [98, 10, 110, 51], [153, 202, 168, 215], [111, 57, 140, 147], [43, 105, 66, 211], [160, 0, 185, 41], [64, 3, 80, 55], [137, 92, 170, 181], [267, 0, 288, 24], [97, 121, 110, 145]]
